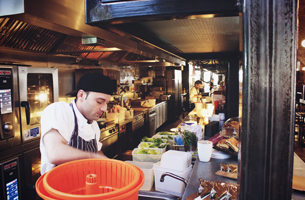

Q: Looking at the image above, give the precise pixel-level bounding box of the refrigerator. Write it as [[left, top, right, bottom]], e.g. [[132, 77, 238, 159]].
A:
[[166, 68, 182, 122]]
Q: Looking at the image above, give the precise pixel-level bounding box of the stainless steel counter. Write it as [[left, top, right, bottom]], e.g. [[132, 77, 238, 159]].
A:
[[182, 154, 238, 200], [182, 153, 305, 200]]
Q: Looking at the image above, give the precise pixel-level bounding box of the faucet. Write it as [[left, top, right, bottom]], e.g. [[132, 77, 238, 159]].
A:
[[160, 172, 188, 187]]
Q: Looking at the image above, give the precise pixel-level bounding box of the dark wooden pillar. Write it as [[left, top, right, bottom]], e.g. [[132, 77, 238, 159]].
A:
[[182, 61, 190, 109], [240, 0, 296, 200], [227, 58, 240, 118]]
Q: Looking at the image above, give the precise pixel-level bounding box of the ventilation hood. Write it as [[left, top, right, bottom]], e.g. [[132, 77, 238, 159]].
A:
[[0, 0, 185, 65]]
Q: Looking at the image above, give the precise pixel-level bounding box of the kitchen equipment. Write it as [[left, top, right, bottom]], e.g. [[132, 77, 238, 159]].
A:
[[100, 124, 119, 158], [0, 65, 58, 200], [125, 161, 154, 191], [130, 99, 146, 107], [131, 112, 145, 148], [0, 158, 20, 200], [154, 162, 192, 197], [148, 107, 157, 137], [160, 150, 192, 171], [19, 66, 59, 143], [36, 158, 144, 200]]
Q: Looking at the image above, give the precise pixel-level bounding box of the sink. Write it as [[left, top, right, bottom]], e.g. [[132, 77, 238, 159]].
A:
[[138, 191, 179, 200]]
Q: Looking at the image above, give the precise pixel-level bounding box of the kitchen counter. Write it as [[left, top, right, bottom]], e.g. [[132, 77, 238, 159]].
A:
[[182, 154, 238, 200], [182, 153, 305, 200], [100, 110, 144, 131]]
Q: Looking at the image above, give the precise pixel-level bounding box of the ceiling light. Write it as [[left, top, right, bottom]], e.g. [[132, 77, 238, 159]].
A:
[[302, 40, 305, 47], [302, 67, 305, 71]]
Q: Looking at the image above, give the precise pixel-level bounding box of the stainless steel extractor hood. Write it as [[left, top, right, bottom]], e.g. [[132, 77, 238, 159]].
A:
[[0, 0, 185, 65]]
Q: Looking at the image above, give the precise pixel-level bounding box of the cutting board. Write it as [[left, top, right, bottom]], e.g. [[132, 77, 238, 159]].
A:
[[215, 170, 238, 180], [292, 175, 305, 191]]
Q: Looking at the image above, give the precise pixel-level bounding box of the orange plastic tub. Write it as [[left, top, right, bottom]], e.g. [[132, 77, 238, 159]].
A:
[[36, 159, 144, 200]]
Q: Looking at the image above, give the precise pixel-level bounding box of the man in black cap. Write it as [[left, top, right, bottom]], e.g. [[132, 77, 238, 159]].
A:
[[40, 73, 113, 174]]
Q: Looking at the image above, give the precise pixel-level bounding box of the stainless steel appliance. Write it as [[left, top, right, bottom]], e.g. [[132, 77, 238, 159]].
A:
[[0, 65, 58, 200], [100, 124, 119, 158], [18, 66, 59, 143], [166, 68, 182, 122], [148, 107, 156, 137], [131, 112, 145, 148]]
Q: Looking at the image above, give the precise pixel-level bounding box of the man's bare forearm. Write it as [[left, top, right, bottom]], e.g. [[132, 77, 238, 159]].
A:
[[43, 129, 108, 165]]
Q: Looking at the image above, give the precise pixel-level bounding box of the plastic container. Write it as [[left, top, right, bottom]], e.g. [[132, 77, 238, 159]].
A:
[[36, 158, 144, 200], [138, 142, 167, 153], [132, 148, 163, 162], [160, 150, 192, 171], [151, 135, 175, 149], [106, 112, 118, 123], [156, 131, 177, 136], [125, 161, 154, 191], [153, 162, 192, 197]]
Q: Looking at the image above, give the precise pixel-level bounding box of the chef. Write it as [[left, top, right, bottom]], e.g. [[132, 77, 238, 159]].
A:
[[40, 72, 113, 174], [189, 80, 203, 111]]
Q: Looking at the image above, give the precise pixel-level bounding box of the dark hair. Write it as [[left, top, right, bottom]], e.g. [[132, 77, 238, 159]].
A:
[[195, 80, 202, 85]]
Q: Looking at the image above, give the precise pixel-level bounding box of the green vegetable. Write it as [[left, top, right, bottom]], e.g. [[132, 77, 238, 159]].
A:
[[135, 148, 161, 155], [136, 148, 149, 154], [141, 142, 150, 147], [160, 136, 173, 140], [159, 132, 178, 135], [141, 136, 154, 142], [182, 130, 197, 146], [159, 132, 170, 135]]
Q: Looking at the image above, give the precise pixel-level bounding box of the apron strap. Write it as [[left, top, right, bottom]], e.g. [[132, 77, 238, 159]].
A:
[[68, 103, 98, 153]]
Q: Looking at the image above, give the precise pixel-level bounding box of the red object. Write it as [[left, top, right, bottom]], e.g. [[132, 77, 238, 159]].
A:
[[214, 101, 219, 109], [208, 133, 224, 146], [36, 158, 144, 200]]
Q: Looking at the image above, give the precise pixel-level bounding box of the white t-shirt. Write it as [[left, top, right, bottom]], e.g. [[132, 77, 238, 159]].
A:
[[40, 100, 102, 174], [189, 86, 199, 103]]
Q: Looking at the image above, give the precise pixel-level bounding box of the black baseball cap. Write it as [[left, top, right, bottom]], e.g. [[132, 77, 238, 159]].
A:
[[66, 72, 113, 96]]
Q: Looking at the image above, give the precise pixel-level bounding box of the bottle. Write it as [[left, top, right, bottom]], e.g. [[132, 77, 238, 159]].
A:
[[219, 113, 225, 131]]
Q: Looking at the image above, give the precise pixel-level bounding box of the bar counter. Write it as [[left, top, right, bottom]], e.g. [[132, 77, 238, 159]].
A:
[[182, 153, 305, 200]]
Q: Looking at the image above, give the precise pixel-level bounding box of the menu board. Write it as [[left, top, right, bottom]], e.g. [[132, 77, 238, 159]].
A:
[[0, 89, 12, 114]]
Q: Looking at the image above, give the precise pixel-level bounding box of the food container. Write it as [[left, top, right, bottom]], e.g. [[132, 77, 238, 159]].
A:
[[132, 148, 163, 162], [138, 142, 167, 153], [220, 117, 240, 138], [125, 161, 154, 191], [156, 131, 177, 135], [117, 111, 125, 122], [160, 150, 192, 171], [152, 135, 175, 149], [106, 112, 118, 123], [154, 162, 192, 197]]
